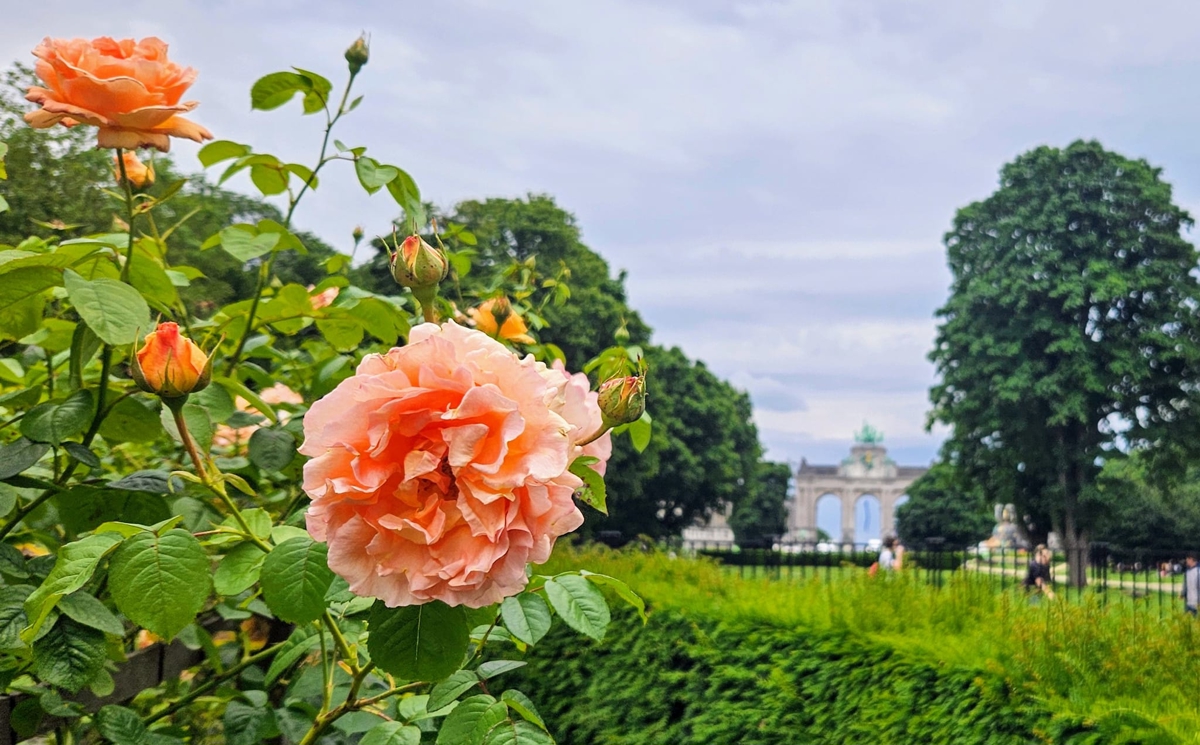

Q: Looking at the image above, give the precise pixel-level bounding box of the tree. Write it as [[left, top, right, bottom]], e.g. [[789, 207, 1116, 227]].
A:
[[929, 140, 1200, 586], [895, 462, 993, 548], [729, 461, 791, 546], [1092, 455, 1200, 552]]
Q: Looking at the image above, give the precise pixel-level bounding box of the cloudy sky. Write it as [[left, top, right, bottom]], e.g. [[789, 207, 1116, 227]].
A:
[[8, 0, 1200, 467]]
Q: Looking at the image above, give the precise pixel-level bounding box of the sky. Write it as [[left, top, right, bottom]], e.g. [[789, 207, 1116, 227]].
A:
[[8, 0, 1200, 468]]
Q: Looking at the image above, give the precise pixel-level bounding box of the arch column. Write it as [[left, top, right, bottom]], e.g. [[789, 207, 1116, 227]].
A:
[[881, 492, 896, 536], [841, 492, 855, 544]]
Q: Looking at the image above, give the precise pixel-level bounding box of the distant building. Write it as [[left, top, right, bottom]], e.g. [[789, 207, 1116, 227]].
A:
[[681, 423, 928, 549], [789, 423, 927, 544]]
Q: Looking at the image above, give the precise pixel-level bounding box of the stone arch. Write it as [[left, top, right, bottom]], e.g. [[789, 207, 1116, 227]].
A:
[[815, 493, 842, 543], [855, 494, 881, 543]]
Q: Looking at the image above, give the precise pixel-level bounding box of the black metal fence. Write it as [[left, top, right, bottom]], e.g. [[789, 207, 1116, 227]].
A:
[[684, 539, 1198, 616]]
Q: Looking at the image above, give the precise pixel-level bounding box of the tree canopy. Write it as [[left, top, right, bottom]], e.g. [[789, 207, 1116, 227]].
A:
[[929, 140, 1200, 584], [895, 462, 993, 548]]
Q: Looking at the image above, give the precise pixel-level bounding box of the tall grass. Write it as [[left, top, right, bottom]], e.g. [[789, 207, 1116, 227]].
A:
[[541, 545, 1200, 742]]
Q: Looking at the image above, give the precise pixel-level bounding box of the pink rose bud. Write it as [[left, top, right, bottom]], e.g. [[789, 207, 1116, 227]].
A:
[[390, 234, 449, 291], [597, 374, 646, 426], [345, 34, 370, 75], [130, 322, 211, 398]]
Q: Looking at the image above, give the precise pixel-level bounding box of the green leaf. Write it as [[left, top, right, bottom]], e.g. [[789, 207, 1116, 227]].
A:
[[499, 690, 547, 732], [68, 321, 101, 390], [478, 660, 525, 679], [21, 390, 94, 445], [628, 412, 652, 453], [247, 428, 296, 471], [386, 169, 425, 228], [0, 266, 59, 341], [436, 695, 507, 745], [355, 157, 399, 194], [58, 591, 123, 636], [214, 542, 267, 596], [23, 532, 123, 640], [108, 529, 210, 640], [0, 437, 50, 479], [33, 617, 106, 692], [579, 571, 647, 623], [427, 669, 481, 711], [264, 626, 320, 686], [361, 721, 422, 745], [62, 269, 150, 346], [198, 140, 251, 167], [544, 574, 610, 641], [260, 537, 334, 624], [214, 376, 278, 423], [368, 600, 470, 681], [62, 442, 100, 469], [192, 384, 235, 423], [0, 585, 33, 648], [224, 699, 279, 745], [250, 164, 288, 196], [483, 719, 554, 745], [316, 318, 364, 351], [219, 226, 280, 263], [568, 457, 607, 515], [97, 704, 148, 745], [250, 71, 310, 111], [499, 594, 552, 646], [98, 397, 161, 444]]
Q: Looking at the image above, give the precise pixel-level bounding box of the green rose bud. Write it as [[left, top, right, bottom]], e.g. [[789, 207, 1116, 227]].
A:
[[597, 373, 646, 427], [345, 34, 370, 75]]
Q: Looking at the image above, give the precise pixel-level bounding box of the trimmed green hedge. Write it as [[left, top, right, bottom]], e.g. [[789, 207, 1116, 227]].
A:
[[506, 607, 1086, 745]]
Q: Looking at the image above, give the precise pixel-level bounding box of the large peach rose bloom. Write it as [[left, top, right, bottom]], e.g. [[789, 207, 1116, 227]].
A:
[[301, 322, 611, 608], [25, 37, 213, 151]]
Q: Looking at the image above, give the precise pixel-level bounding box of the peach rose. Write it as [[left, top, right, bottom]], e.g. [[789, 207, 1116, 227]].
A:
[[132, 322, 209, 398], [300, 322, 610, 608], [113, 150, 154, 188], [25, 37, 213, 151], [469, 297, 535, 344]]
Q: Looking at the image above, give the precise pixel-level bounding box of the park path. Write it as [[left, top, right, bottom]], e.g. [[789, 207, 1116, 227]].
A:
[[962, 560, 1181, 595]]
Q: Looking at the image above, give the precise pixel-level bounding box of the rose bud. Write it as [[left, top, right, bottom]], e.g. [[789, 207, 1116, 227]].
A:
[[597, 373, 647, 426], [352, 225, 365, 246], [390, 234, 449, 291], [114, 150, 154, 188], [130, 322, 211, 398], [468, 297, 535, 344], [345, 34, 370, 75]]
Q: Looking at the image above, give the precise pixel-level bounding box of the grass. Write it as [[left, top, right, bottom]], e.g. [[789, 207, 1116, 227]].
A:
[[540, 544, 1200, 743]]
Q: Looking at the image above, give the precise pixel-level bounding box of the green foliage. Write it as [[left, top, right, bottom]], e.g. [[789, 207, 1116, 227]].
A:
[[367, 601, 471, 681], [729, 461, 790, 546], [930, 140, 1200, 583], [895, 462, 994, 547], [108, 529, 210, 640]]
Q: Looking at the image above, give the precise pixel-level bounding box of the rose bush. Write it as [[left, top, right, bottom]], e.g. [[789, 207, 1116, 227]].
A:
[[0, 33, 649, 745]]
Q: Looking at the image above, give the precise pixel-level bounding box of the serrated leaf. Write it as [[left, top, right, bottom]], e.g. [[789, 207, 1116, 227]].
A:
[[428, 669, 481, 711], [361, 721, 422, 745], [436, 695, 506, 745], [96, 704, 147, 745], [568, 457, 607, 514], [108, 529, 210, 640], [478, 660, 526, 679], [250, 71, 310, 111], [224, 699, 279, 745], [264, 626, 320, 686], [499, 593, 551, 646], [0, 437, 50, 479], [580, 571, 647, 623], [62, 442, 100, 469], [544, 575, 610, 641], [33, 616, 106, 692], [20, 389, 93, 445], [58, 591, 123, 636], [0, 585, 33, 648], [219, 227, 280, 263], [23, 532, 123, 640], [213, 542, 267, 596], [355, 157, 399, 194], [483, 719, 554, 745], [368, 600, 469, 681], [247, 428, 296, 471], [260, 537, 333, 624], [98, 397, 162, 444], [250, 164, 288, 196], [62, 270, 149, 346], [198, 140, 250, 168], [500, 690, 547, 732], [628, 412, 651, 453]]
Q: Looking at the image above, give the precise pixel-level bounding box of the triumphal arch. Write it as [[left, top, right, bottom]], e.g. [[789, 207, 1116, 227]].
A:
[[785, 424, 927, 544]]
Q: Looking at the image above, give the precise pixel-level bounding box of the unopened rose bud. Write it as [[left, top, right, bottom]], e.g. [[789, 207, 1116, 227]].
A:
[[352, 225, 365, 245], [131, 322, 211, 399], [597, 374, 646, 426], [468, 297, 535, 344], [114, 151, 154, 189], [390, 234, 449, 292], [345, 34, 370, 75]]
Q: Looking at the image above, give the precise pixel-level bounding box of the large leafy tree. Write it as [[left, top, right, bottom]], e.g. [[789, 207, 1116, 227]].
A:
[[929, 140, 1200, 585], [895, 462, 993, 548]]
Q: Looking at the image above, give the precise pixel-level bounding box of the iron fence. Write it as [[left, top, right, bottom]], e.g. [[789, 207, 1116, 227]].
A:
[[683, 539, 1200, 616]]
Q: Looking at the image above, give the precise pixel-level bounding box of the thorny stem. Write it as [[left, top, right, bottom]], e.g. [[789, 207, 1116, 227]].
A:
[[116, 148, 138, 283], [224, 72, 359, 376], [143, 641, 285, 725], [298, 679, 424, 745]]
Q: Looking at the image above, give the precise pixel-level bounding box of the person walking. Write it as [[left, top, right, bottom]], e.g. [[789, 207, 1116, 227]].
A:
[[878, 535, 903, 572], [1023, 546, 1056, 600], [1181, 554, 1199, 616]]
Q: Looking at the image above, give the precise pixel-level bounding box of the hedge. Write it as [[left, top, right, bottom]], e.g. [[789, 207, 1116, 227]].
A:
[[505, 607, 1090, 745]]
